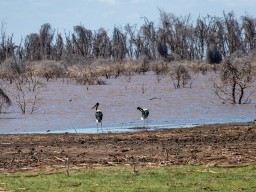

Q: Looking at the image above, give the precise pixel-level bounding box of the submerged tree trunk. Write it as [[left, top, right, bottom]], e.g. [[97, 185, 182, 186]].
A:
[[232, 81, 236, 104], [238, 85, 244, 104]]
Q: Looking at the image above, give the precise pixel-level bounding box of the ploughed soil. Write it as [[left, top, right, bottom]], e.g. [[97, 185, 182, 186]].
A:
[[1, 122, 256, 173]]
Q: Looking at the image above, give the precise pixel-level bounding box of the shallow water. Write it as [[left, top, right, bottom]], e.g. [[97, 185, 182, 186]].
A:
[[1, 72, 256, 134]]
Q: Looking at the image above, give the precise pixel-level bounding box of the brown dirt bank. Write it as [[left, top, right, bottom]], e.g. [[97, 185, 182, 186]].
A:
[[1, 122, 256, 173]]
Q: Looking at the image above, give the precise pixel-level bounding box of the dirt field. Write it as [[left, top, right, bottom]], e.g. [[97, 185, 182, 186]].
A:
[[0, 122, 256, 173]]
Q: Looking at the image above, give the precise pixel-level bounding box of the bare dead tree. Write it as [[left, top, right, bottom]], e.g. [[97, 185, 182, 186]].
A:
[[124, 24, 137, 59], [0, 21, 17, 63], [25, 33, 41, 61], [132, 35, 144, 59], [242, 15, 256, 52], [140, 17, 157, 60], [16, 39, 26, 62], [214, 59, 255, 104], [112, 26, 127, 62], [158, 10, 176, 55], [206, 34, 222, 64], [214, 19, 226, 58], [63, 32, 75, 64], [223, 12, 243, 55], [170, 65, 191, 88], [93, 28, 111, 59], [10, 75, 46, 114], [158, 11, 193, 61], [173, 15, 195, 60], [39, 23, 54, 60], [0, 87, 11, 113], [73, 25, 93, 58], [195, 15, 225, 59], [0, 21, 7, 63], [52, 33, 64, 61], [194, 17, 208, 60], [156, 28, 168, 60], [4, 36, 16, 60]]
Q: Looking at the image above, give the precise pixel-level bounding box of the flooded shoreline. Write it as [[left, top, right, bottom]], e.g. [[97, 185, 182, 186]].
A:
[[1, 120, 254, 135]]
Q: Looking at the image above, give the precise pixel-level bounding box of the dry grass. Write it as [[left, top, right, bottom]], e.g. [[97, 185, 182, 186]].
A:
[[26, 60, 65, 80], [0, 58, 22, 80], [151, 60, 171, 75], [0, 58, 232, 86], [185, 60, 221, 74], [66, 65, 106, 85]]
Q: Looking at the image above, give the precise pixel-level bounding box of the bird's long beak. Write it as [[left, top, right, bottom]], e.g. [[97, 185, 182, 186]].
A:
[[92, 104, 96, 109], [137, 107, 143, 112]]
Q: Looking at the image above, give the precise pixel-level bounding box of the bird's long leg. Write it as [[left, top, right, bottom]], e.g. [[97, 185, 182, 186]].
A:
[[97, 123, 99, 133]]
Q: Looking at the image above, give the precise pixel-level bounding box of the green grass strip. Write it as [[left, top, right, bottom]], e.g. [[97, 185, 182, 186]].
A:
[[1, 165, 256, 192]]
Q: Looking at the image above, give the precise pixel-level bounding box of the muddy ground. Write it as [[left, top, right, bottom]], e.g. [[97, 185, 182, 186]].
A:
[[0, 122, 256, 173]]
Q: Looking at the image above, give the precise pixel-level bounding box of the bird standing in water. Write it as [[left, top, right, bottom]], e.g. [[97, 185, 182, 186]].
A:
[[137, 107, 149, 127], [92, 103, 103, 131]]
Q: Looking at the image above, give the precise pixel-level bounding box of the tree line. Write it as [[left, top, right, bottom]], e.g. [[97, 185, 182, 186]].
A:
[[1, 11, 256, 65], [1, 10, 256, 113]]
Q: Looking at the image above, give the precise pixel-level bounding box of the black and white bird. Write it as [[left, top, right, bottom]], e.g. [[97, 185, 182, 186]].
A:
[[137, 107, 149, 127], [92, 103, 103, 131]]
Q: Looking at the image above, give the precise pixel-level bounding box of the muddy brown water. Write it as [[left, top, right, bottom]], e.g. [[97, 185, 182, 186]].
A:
[[1, 72, 256, 134]]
